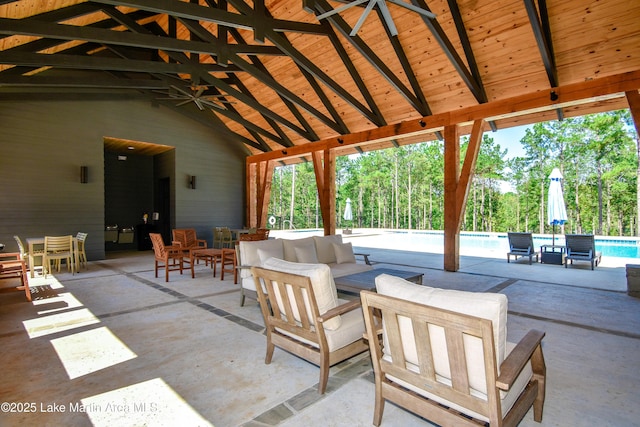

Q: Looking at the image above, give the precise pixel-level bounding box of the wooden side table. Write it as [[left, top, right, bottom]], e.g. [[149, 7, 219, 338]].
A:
[[540, 244, 565, 265]]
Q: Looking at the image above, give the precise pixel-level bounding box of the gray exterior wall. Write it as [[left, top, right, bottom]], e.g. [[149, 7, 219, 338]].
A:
[[0, 98, 246, 261]]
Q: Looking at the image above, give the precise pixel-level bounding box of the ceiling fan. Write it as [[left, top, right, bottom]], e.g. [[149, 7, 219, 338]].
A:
[[154, 85, 234, 110], [314, 0, 436, 37]]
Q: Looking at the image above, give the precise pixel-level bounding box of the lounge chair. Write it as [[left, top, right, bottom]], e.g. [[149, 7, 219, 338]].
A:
[[565, 234, 602, 270], [507, 232, 539, 264]]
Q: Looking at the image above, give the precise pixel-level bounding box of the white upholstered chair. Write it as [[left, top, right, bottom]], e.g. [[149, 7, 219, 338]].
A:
[[361, 274, 546, 426], [251, 258, 369, 394]]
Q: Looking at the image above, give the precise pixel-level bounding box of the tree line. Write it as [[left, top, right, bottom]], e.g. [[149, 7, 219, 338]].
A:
[[267, 110, 639, 236]]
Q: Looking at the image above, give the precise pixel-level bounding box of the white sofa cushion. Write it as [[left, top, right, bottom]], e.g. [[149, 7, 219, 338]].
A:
[[262, 258, 342, 330], [313, 235, 343, 264], [329, 262, 373, 278], [282, 237, 316, 262], [375, 274, 508, 394], [333, 242, 356, 264]]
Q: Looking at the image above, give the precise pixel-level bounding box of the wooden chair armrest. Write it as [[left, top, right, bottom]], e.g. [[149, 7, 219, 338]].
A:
[[0, 252, 21, 261], [354, 252, 372, 265], [497, 329, 545, 390], [317, 299, 362, 323]]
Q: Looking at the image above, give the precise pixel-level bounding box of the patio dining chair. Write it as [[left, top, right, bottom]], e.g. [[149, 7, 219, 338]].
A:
[[43, 235, 75, 277], [507, 232, 538, 264], [150, 233, 185, 282]]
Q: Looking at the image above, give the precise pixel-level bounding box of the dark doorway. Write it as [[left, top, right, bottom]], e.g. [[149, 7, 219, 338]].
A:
[[157, 177, 171, 244]]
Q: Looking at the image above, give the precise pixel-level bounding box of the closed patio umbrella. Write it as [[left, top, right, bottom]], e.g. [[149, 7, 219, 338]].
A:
[[343, 198, 353, 222], [548, 168, 568, 245]]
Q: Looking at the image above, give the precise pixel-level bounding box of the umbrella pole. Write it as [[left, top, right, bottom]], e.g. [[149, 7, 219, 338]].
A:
[[552, 224, 556, 246]]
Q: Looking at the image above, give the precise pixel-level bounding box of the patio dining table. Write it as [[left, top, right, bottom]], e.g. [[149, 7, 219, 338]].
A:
[[26, 236, 79, 277]]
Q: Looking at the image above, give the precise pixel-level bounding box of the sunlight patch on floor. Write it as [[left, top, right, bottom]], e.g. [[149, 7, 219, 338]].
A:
[[81, 378, 213, 426]]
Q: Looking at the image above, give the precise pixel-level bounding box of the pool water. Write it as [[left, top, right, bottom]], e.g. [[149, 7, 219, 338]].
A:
[[277, 229, 640, 259]]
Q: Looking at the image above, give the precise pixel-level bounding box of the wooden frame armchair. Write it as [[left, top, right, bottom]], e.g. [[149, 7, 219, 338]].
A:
[[172, 228, 207, 251], [150, 233, 185, 282], [507, 232, 538, 264], [0, 252, 31, 301], [565, 234, 602, 270], [251, 259, 369, 394], [361, 274, 546, 427]]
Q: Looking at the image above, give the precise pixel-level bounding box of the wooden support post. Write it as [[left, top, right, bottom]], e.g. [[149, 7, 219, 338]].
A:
[[443, 125, 460, 272], [626, 90, 640, 139], [246, 159, 273, 228], [312, 149, 336, 236], [443, 120, 485, 271]]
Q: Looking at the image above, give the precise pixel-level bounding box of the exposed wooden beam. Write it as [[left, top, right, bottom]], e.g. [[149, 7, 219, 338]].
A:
[[524, 0, 557, 87], [0, 18, 284, 57], [626, 90, 640, 141], [247, 70, 640, 164], [312, 0, 430, 116], [443, 120, 483, 272], [446, 0, 487, 103], [0, 52, 239, 74], [312, 150, 336, 236], [443, 124, 460, 272], [0, 76, 167, 89], [411, 0, 486, 103], [92, 0, 329, 35]]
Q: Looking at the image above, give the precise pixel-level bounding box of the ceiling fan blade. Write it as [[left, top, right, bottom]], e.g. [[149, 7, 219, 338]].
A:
[[316, 0, 370, 20], [171, 85, 193, 97], [193, 99, 205, 110], [350, 0, 378, 36]]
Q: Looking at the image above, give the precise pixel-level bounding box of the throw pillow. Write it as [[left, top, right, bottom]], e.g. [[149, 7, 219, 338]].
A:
[[257, 247, 283, 264], [313, 235, 343, 264], [295, 245, 319, 263], [333, 242, 356, 264]]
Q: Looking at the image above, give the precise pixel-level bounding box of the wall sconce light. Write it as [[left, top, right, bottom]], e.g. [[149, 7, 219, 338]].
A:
[[188, 175, 196, 190], [80, 166, 88, 184]]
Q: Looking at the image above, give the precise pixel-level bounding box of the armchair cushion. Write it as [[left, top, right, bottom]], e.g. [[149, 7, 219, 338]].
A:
[[333, 242, 356, 264], [375, 274, 508, 394], [262, 258, 342, 330]]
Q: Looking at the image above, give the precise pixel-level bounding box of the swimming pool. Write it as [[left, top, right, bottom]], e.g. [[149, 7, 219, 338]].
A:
[[272, 229, 640, 259]]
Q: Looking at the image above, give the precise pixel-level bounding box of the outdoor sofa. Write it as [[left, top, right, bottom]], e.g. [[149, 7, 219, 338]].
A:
[[238, 234, 373, 305]]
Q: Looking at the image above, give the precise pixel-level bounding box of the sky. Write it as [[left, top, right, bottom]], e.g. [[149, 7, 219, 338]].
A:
[[487, 124, 531, 159]]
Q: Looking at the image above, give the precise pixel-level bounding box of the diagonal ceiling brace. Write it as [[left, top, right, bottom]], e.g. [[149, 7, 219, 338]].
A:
[[410, 0, 486, 104], [312, 0, 430, 116]]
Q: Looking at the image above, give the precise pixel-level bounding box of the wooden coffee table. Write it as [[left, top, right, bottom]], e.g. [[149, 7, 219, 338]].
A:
[[334, 268, 424, 294], [190, 248, 222, 278]]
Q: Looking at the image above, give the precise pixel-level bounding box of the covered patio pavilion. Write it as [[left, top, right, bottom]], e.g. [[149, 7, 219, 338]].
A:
[[0, 236, 638, 426], [2, 1, 640, 272]]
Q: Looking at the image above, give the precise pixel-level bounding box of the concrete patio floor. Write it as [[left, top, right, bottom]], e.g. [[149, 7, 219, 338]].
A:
[[1, 234, 639, 427]]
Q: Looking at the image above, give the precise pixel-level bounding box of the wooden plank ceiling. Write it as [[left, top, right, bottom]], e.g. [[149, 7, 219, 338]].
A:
[[1, 0, 639, 158]]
